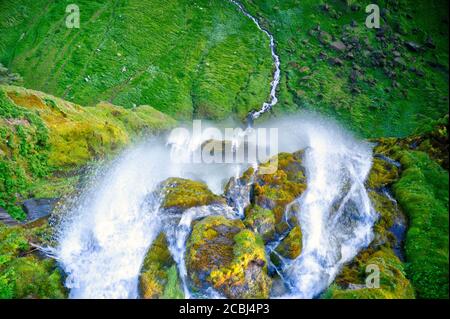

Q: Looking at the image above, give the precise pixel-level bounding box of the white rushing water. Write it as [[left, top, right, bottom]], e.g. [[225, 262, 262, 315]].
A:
[[55, 114, 376, 299], [54, 1, 376, 300], [229, 0, 281, 120]]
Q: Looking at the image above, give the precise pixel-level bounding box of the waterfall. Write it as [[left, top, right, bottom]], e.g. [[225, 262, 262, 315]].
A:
[[276, 118, 377, 298], [54, 113, 376, 299], [229, 0, 281, 120]]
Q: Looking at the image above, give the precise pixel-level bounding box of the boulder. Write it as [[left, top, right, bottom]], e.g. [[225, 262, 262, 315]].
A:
[[330, 40, 347, 52], [405, 41, 421, 52], [22, 198, 59, 223], [0, 207, 21, 226], [139, 232, 184, 299], [244, 205, 276, 242], [159, 178, 225, 214], [186, 216, 271, 299]]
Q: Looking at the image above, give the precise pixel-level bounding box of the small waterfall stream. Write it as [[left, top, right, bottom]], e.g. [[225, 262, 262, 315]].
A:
[[228, 0, 281, 121]]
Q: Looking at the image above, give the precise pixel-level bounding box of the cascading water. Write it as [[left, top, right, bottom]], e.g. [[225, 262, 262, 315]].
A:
[[53, 1, 377, 300], [54, 114, 377, 299], [277, 119, 377, 298]]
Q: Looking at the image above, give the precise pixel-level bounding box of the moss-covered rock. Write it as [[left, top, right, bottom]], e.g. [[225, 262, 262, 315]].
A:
[[366, 157, 399, 189], [186, 216, 271, 299], [139, 232, 183, 299], [254, 152, 306, 212], [243, 205, 276, 243], [160, 178, 225, 214], [0, 223, 67, 298], [274, 226, 302, 260], [323, 247, 415, 299]]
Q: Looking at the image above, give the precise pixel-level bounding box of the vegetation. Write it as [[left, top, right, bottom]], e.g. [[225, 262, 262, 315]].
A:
[[139, 232, 184, 299], [393, 151, 449, 299], [0, 0, 273, 121], [0, 85, 175, 219], [186, 215, 271, 298], [0, 223, 67, 298], [323, 247, 415, 299], [240, 0, 448, 137], [160, 178, 225, 212]]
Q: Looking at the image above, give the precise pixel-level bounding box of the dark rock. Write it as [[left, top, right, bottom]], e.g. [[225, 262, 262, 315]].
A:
[[346, 52, 354, 60], [328, 57, 344, 66], [393, 57, 407, 68], [425, 36, 436, 49], [22, 198, 59, 222], [0, 207, 21, 226], [329, 40, 347, 52], [321, 3, 330, 11], [350, 20, 358, 28], [405, 41, 421, 52]]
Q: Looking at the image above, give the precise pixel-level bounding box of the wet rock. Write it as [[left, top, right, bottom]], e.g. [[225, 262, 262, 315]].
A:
[[139, 233, 184, 299], [159, 178, 225, 214], [22, 198, 59, 223], [186, 216, 271, 298], [274, 226, 302, 259], [0, 207, 21, 226], [244, 205, 276, 242]]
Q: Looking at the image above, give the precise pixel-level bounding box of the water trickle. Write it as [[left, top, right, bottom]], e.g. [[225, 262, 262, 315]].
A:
[[229, 0, 281, 121]]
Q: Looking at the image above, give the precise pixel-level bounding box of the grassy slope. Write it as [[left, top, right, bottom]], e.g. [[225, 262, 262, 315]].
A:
[[393, 150, 449, 298], [241, 0, 449, 137], [0, 84, 175, 219], [0, 0, 273, 121]]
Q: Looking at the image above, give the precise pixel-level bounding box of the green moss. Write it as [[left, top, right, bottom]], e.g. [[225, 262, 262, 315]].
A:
[[366, 158, 399, 189], [324, 247, 415, 299], [186, 216, 271, 299], [274, 226, 302, 259], [253, 152, 306, 222], [139, 232, 183, 299], [393, 150, 449, 299], [240, 0, 448, 138], [0, 223, 66, 299], [244, 205, 276, 242], [161, 178, 224, 211], [0, 85, 175, 219], [368, 191, 398, 247], [0, 0, 273, 121]]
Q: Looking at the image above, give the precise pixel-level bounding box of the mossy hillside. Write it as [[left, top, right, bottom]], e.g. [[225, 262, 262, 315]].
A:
[[393, 150, 449, 299], [186, 216, 271, 299], [160, 178, 225, 212], [240, 0, 448, 138], [139, 232, 183, 299], [0, 85, 175, 219], [323, 247, 415, 299], [0, 223, 67, 299], [0, 0, 273, 121]]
